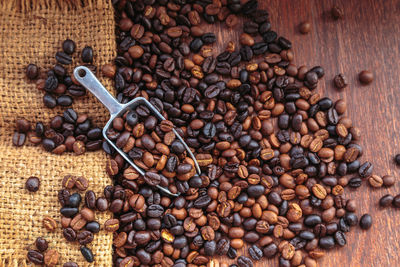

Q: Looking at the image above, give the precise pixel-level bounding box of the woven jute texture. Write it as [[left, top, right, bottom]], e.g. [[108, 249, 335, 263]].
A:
[[0, 1, 116, 266]]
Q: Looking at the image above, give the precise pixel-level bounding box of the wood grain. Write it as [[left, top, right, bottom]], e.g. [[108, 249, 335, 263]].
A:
[[206, 0, 400, 266]]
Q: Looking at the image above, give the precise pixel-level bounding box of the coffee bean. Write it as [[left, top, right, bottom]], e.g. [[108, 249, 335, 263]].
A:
[[63, 262, 79, 267], [35, 237, 48, 252], [12, 132, 26, 146], [25, 176, 40, 192], [319, 236, 335, 249], [85, 221, 100, 233], [359, 70, 373, 84], [299, 21, 311, 34], [248, 244, 263, 260], [68, 193, 82, 207], [63, 227, 77, 242], [395, 154, 400, 165], [80, 246, 94, 262], [27, 250, 44, 265], [237, 255, 253, 267], [55, 51, 72, 65], [393, 194, 400, 208], [62, 39, 76, 54], [75, 176, 89, 191], [379, 194, 394, 207], [368, 175, 383, 188], [26, 64, 39, 79], [382, 175, 395, 187], [81, 46, 94, 63], [43, 216, 57, 231], [359, 214, 372, 229], [77, 230, 94, 245], [334, 73, 348, 89]]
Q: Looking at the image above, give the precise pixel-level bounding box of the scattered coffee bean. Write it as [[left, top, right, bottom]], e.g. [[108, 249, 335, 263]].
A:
[[25, 176, 40, 192], [359, 214, 372, 229], [26, 64, 39, 79], [359, 70, 373, 84], [299, 21, 311, 34], [334, 73, 348, 89]]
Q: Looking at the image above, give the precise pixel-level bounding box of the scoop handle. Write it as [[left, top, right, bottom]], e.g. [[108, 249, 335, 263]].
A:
[[73, 66, 122, 116]]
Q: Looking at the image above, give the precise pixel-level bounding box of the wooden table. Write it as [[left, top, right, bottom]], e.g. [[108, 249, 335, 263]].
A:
[[204, 0, 400, 266]]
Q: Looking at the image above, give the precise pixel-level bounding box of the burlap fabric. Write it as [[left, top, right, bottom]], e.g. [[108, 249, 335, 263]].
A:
[[0, 1, 116, 266]]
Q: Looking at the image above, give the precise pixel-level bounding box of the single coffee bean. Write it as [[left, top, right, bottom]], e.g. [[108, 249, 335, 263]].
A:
[[359, 70, 373, 84], [35, 237, 48, 252], [379, 194, 394, 207], [82, 46, 94, 63], [26, 64, 39, 79], [62, 39, 76, 54], [382, 175, 395, 187], [395, 154, 400, 165], [68, 193, 81, 207], [55, 51, 72, 65], [368, 174, 383, 188], [80, 246, 94, 262], [299, 21, 311, 34], [43, 216, 57, 231], [77, 230, 94, 245], [27, 250, 44, 265], [12, 132, 26, 146], [63, 227, 77, 242], [25, 176, 40, 192], [85, 221, 100, 233], [393, 194, 400, 208], [333, 73, 348, 89], [237, 255, 253, 267], [359, 214, 372, 229]]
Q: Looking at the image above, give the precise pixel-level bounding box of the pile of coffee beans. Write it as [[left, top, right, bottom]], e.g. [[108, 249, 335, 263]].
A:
[[105, 104, 198, 195], [58, 174, 100, 263], [26, 40, 96, 109], [12, 109, 103, 155], [95, 0, 383, 266], [20, 0, 389, 266], [27, 237, 59, 266]]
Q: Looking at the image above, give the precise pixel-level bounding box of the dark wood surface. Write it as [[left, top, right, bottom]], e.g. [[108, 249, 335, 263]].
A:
[[205, 0, 400, 266]]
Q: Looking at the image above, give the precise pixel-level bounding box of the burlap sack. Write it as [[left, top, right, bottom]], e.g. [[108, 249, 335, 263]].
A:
[[0, 1, 116, 266]]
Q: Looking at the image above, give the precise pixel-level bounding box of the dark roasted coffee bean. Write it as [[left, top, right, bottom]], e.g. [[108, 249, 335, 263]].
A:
[[393, 194, 400, 208], [77, 230, 94, 245], [26, 176, 40, 192], [62, 39, 76, 54], [379, 194, 394, 207], [359, 214, 372, 229], [27, 250, 44, 265], [63, 227, 77, 242], [35, 237, 48, 252], [26, 64, 39, 79], [248, 245, 263, 261], [85, 190, 96, 209], [60, 207, 79, 218], [263, 243, 278, 258], [334, 231, 346, 246], [82, 46, 94, 63], [85, 221, 100, 233], [319, 236, 335, 249], [80, 246, 94, 262], [55, 51, 72, 65], [237, 255, 253, 267]]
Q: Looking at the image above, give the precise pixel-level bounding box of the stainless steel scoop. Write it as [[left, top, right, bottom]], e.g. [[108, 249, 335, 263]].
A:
[[73, 66, 201, 197]]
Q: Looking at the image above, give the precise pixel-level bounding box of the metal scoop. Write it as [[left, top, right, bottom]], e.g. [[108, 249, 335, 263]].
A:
[[73, 66, 201, 197]]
